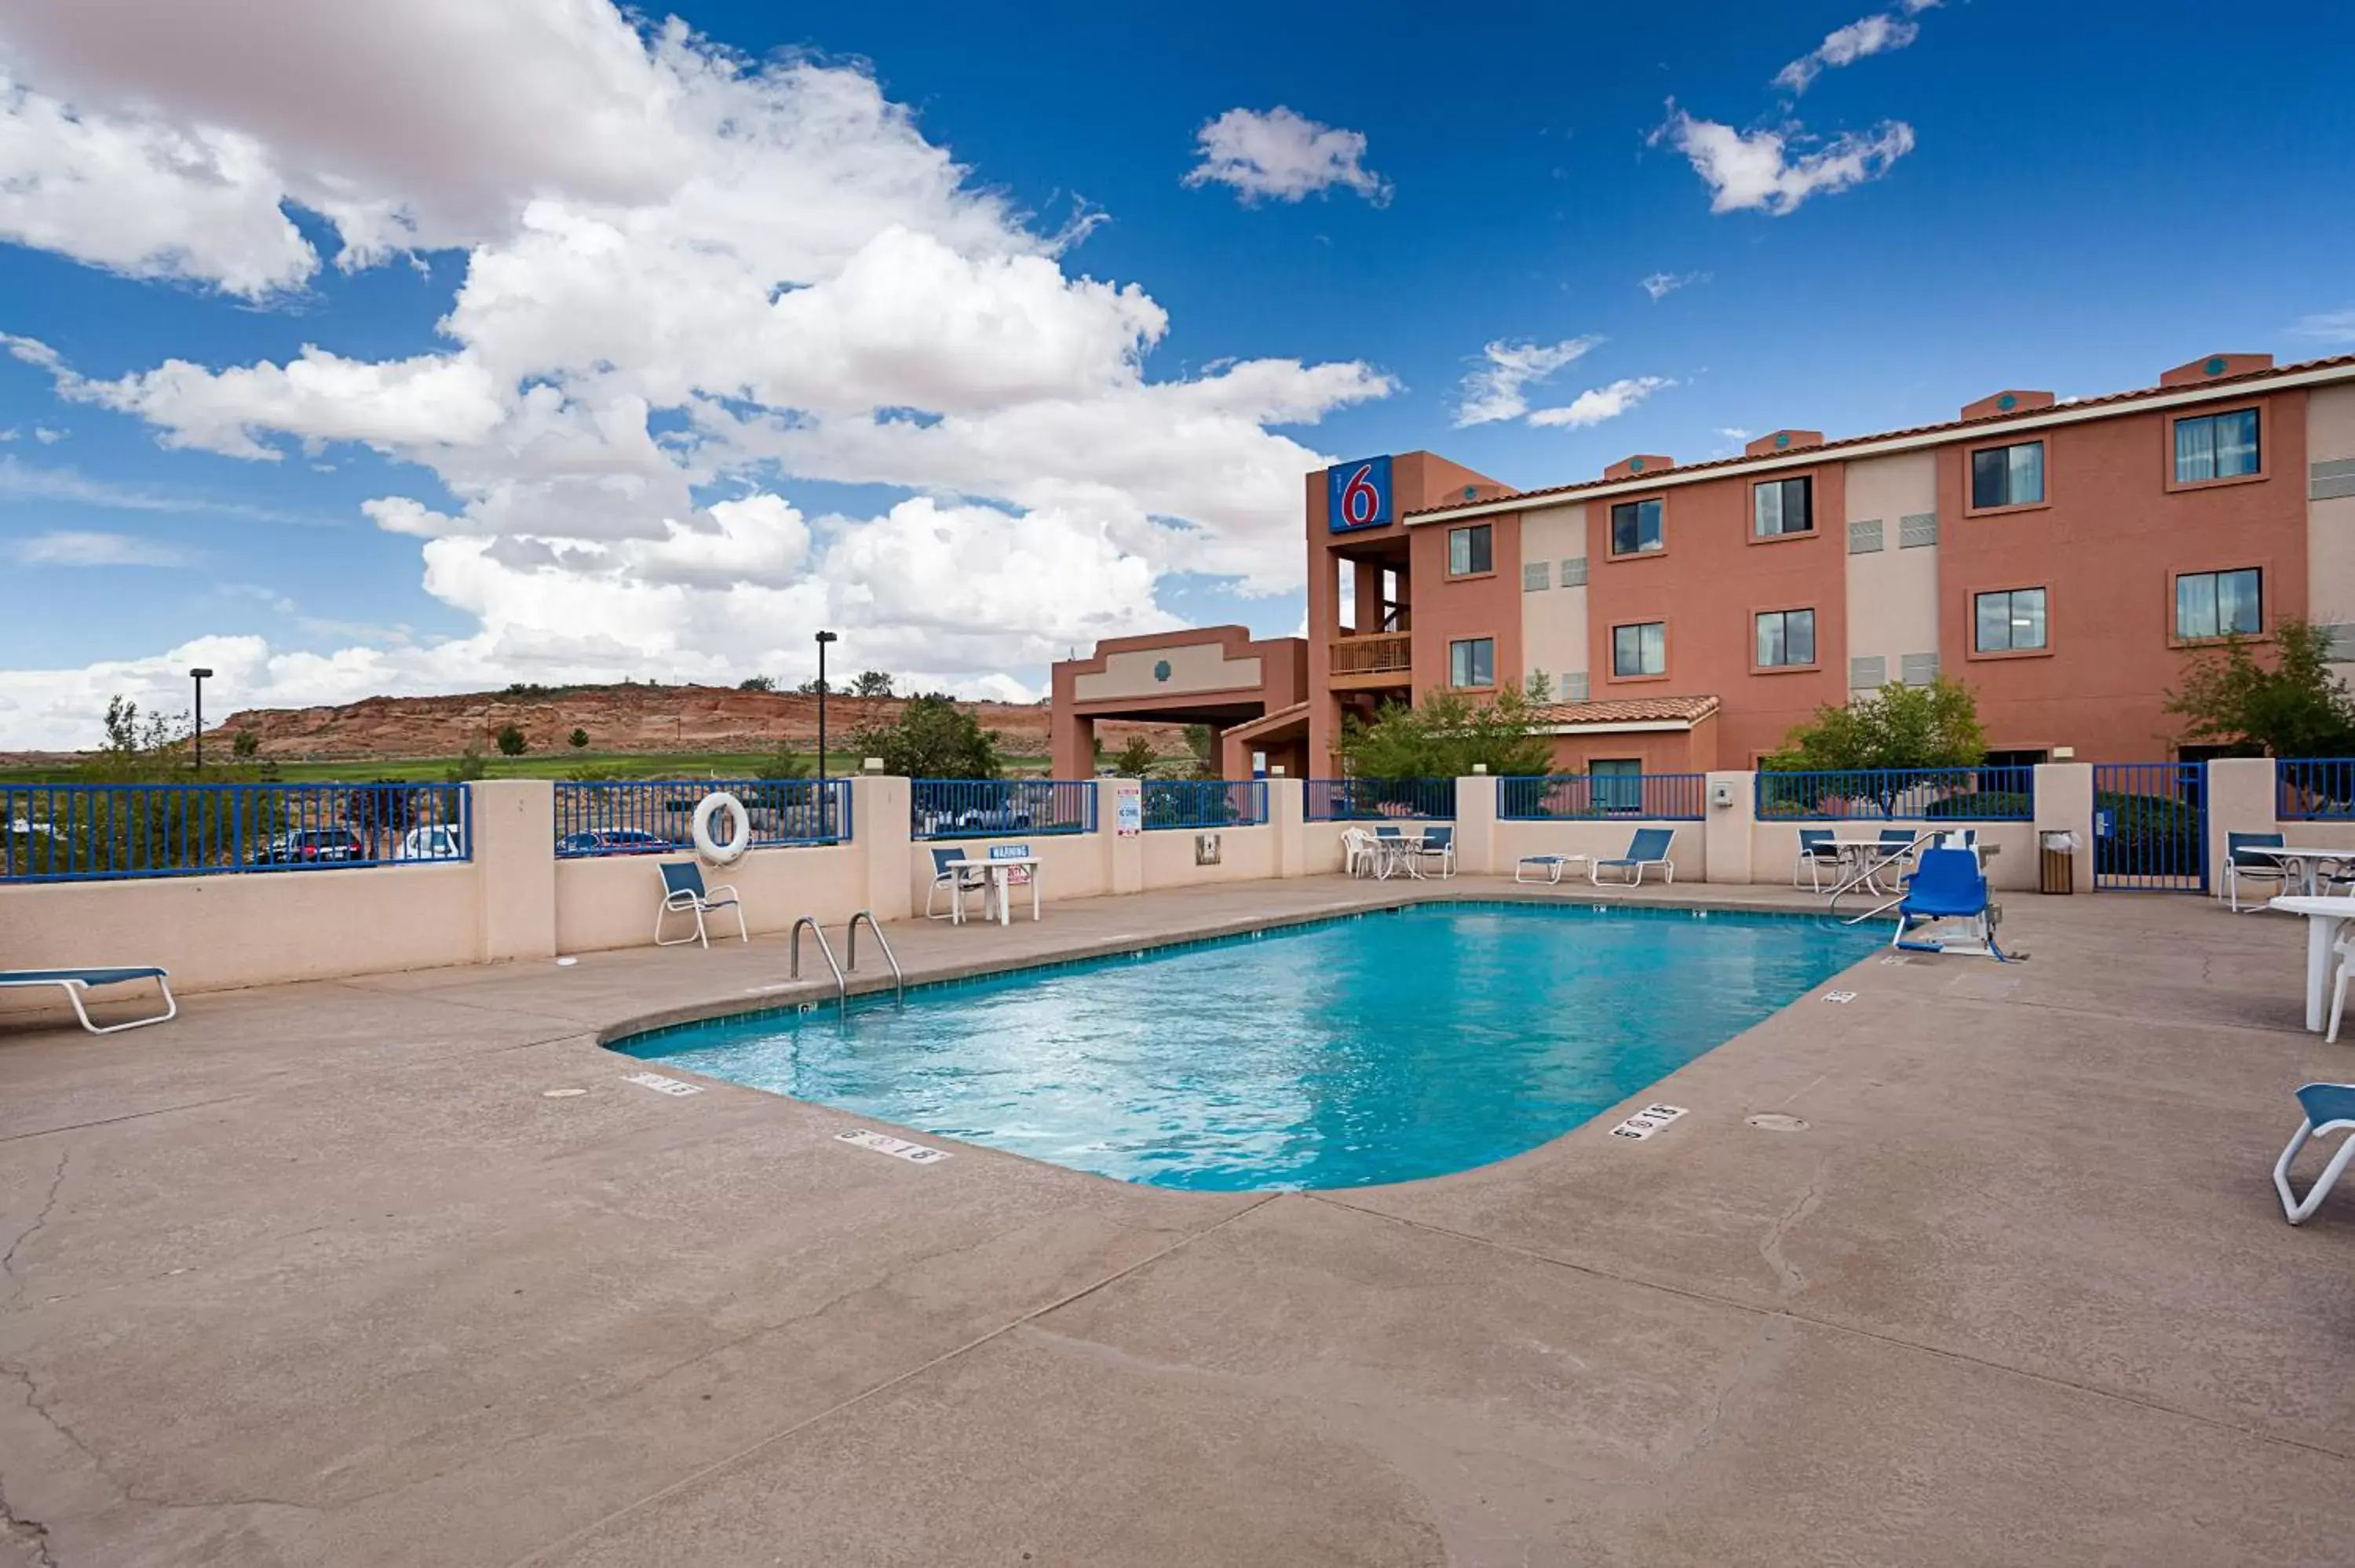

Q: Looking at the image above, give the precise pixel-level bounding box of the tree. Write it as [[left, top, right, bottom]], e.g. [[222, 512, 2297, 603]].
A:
[[568, 727, 590, 749], [1110, 736, 1160, 778], [739, 675, 776, 693], [2166, 618, 2355, 759], [850, 670, 896, 698], [494, 723, 528, 757], [1762, 678, 1987, 816], [754, 747, 809, 780], [447, 746, 488, 782], [232, 729, 261, 759], [1339, 686, 1555, 780], [1524, 669, 1554, 704], [849, 693, 1002, 778], [1182, 724, 1218, 779], [794, 676, 828, 696]]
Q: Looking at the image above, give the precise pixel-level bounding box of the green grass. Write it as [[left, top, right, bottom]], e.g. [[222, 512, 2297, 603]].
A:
[[0, 749, 1055, 784]]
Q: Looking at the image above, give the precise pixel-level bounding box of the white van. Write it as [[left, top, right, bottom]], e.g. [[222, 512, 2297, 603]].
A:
[[398, 825, 466, 861]]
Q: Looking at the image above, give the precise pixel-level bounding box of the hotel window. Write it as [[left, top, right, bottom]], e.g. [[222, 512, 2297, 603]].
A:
[[1970, 440, 2046, 509], [1590, 758, 1643, 814], [1973, 588, 2048, 653], [2174, 409, 2260, 483], [2175, 568, 2262, 640], [1609, 497, 1663, 556], [1752, 476, 1813, 537], [1447, 523, 1492, 576], [1755, 607, 1816, 668], [1448, 636, 1495, 688], [1612, 621, 1667, 677]]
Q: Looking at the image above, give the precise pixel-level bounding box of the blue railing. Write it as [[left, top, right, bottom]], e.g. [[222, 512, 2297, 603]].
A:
[[2, 782, 472, 883], [554, 779, 851, 857], [1305, 778, 1456, 821], [1500, 773, 1707, 821], [1755, 766, 2034, 821], [2277, 759, 2355, 821], [911, 779, 1095, 840], [1142, 779, 1268, 830]]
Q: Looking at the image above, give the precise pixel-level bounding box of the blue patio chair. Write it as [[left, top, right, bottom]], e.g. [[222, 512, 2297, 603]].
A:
[[926, 846, 989, 921], [1592, 827, 1675, 887], [1889, 847, 2013, 961], [2275, 1082, 2355, 1223], [1411, 825, 1455, 880], [655, 861, 746, 948], [1794, 827, 1842, 889], [0, 967, 177, 1034], [2225, 830, 2287, 913]]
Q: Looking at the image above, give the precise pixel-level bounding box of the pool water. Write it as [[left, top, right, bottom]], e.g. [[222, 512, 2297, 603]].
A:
[[617, 903, 1883, 1191]]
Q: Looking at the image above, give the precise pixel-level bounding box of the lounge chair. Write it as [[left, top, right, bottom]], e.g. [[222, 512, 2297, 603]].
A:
[[926, 846, 989, 919], [655, 861, 747, 948], [2225, 831, 2288, 913], [1591, 827, 1675, 887], [1794, 828, 1842, 889], [1889, 847, 2012, 961], [2274, 1083, 2355, 1223], [0, 967, 177, 1034], [1411, 826, 1455, 880], [1516, 852, 1587, 884]]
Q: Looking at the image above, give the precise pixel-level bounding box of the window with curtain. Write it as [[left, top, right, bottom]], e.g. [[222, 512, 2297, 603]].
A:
[[1973, 588, 2048, 652], [1590, 758, 1642, 813], [2174, 409, 2260, 483], [2174, 568, 2262, 639], [1754, 607, 1817, 667], [1447, 523, 1492, 575], [1612, 621, 1667, 676], [1448, 636, 1495, 687], [1752, 476, 1813, 536], [1970, 441, 2045, 509], [1609, 498, 1663, 556]]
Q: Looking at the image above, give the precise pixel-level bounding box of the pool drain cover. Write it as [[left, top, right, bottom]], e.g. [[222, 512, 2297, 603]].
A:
[[1746, 1113, 1809, 1132]]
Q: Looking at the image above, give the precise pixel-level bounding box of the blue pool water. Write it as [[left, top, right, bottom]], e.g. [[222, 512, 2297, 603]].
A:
[[617, 903, 1882, 1191]]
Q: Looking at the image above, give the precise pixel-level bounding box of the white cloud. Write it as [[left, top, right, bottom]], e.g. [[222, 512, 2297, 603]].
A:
[[1182, 107, 1391, 206], [1526, 376, 1675, 429], [30, 424, 64, 442], [1654, 108, 1914, 215], [1454, 337, 1601, 428], [1774, 11, 1923, 94], [1639, 270, 1707, 301], [0, 2, 1397, 746], [2291, 307, 2355, 345], [9, 528, 192, 567], [0, 454, 334, 524]]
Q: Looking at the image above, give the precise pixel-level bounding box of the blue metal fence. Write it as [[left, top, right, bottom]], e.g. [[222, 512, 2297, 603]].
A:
[[1754, 766, 2035, 821], [1499, 773, 1707, 821], [1141, 779, 1267, 830], [2277, 758, 2355, 821], [2, 782, 472, 883], [2094, 761, 2205, 891], [1305, 778, 1456, 821], [910, 779, 1096, 840], [553, 779, 851, 857]]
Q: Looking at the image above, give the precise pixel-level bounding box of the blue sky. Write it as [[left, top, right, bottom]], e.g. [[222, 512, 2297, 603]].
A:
[[0, 0, 2349, 746]]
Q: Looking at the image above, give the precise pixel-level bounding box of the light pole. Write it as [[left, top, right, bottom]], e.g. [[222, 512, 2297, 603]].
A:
[[188, 666, 214, 771], [814, 629, 838, 779]]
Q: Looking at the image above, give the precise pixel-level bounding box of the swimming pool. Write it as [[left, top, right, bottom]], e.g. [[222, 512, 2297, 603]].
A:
[[616, 903, 1883, 1191]]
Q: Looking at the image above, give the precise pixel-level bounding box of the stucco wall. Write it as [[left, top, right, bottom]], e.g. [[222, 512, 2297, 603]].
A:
[[2307, 385, 2355, 657], [1841, 451, 1941, 696], [1750, 821, 2039, 892], [904, 832, 1110, 918], [1073, 642, 1263, 702], [1489, 819, 1707, 883], [1139, 824, 1277, 886], [1517, 501, 1588, 695], [557, 842, 869, 952]]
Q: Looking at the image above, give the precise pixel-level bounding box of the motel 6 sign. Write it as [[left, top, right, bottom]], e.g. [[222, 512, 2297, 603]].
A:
[[1327, 454, 1393, 533]]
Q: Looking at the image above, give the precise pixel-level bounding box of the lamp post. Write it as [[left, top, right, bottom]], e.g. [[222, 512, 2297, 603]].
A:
[[814, 629, 838, 779], [188, 666, 214, 772]]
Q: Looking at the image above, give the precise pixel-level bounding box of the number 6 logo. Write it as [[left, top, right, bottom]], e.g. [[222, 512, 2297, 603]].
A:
[[1341, 465, 1379, 527], [1330, 456, 1389, 532]]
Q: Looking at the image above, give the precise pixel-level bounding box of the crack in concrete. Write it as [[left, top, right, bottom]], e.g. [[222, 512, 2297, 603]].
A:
[[0, 1095, 255, 1150], [0, 1471, 58, 1568], [1757, 1160, 1826, 1295], [1667, 1316, 1783, 1474], [1, 1152, 68, 1311]]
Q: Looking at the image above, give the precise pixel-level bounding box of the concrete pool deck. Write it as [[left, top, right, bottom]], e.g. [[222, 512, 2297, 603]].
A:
[[3, 876, 2353, 1565]]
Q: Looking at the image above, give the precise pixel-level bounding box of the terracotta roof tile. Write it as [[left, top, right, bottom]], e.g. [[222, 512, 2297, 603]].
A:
[[1404, 353, 2355, 518], [1531, 694, 1721, 727]]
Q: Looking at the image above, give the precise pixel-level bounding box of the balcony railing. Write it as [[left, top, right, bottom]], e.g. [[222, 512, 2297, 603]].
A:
[[1330, 632, 1411, 677], [1500, 774, 1707, 822]]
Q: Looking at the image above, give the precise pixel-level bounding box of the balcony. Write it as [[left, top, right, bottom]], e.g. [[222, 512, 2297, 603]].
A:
[[1330, 631, 1412, 688]]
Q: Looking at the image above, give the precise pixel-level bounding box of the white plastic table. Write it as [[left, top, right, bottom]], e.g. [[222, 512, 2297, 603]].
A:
[[2239, 847, 2355, 897], [2269, 894, 2355, 1030], [947, 856, 1039, 925]]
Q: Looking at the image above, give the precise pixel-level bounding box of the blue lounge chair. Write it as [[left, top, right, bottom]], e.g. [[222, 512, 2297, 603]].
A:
[[1889, 847, 2013, 960], [655, 861, 746, 948], [2225, 831, 2287, 913], [1592, 827, 1675, 887], [0, 967, 177, 1034], [2275, 1083, 2355, 1223]]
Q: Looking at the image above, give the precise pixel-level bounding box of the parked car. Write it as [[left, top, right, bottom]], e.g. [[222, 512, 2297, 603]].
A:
[[557, 828, 677, 856], [263, 827, 364, 864], [398, 825, 466, 861]]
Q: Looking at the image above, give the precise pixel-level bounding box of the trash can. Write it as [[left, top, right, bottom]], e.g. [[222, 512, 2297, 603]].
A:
[[2039, 830, 2080, 895]]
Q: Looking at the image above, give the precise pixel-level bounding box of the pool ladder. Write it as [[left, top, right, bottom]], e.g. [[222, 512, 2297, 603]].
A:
[[788, 911, 903, 1019]]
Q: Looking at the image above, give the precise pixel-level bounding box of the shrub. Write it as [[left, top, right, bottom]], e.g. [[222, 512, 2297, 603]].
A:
[[568, 727, 589, 749], [494, 723, 528, 757]]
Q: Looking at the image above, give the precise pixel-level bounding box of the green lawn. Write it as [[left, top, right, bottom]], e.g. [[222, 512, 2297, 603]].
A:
[[0, 750, 1054, 784]]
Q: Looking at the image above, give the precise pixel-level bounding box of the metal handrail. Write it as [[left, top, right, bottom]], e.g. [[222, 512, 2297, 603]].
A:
[[845, 910, 903, 1005], [789, 915, 847, 1019]]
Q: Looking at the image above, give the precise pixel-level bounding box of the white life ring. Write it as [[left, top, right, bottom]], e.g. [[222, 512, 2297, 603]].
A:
[[690, 790, 751, 865]]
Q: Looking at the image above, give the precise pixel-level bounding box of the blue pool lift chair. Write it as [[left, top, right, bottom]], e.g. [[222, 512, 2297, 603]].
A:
[[1591, 827, 1676, 887], [655, 861, 747, 948], [1889, 847, 2013, 961], [2273, 1082, 2355, 1223], [0, 967, 177, 1034]]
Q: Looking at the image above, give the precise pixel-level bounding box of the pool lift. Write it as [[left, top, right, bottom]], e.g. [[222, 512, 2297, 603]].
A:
[[789, 911, 903, 1021]]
